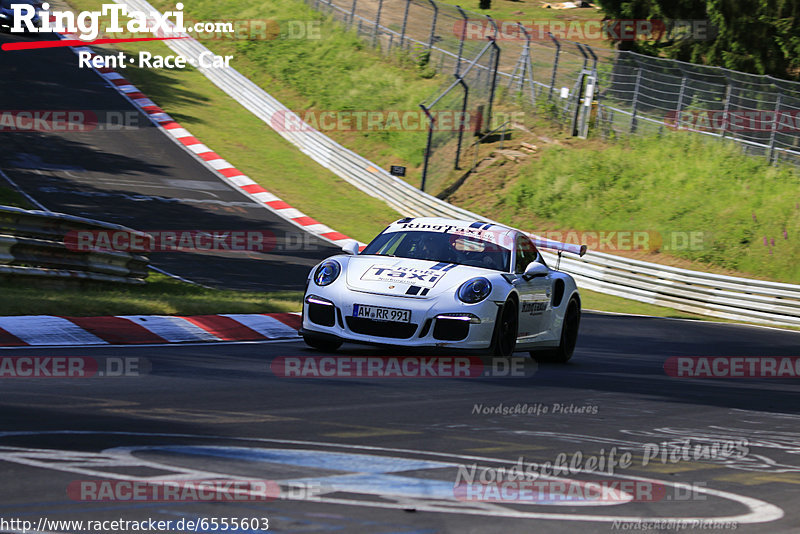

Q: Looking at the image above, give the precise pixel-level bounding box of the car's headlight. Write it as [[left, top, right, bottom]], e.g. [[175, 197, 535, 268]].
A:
[[313, 260, 341, 286], [457, 277, 492, 304]]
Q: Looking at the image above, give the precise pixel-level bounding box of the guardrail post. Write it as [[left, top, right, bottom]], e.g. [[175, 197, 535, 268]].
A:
[[372, 0, 383, 48], [768, 92, 782, 164], [630, 69, 642, 133], [455, 6, 469, 76], [399, 0, 411, 50], [420, 104, 435, 192], [548, 32, 560, 101], [426, 0, 438, 52]]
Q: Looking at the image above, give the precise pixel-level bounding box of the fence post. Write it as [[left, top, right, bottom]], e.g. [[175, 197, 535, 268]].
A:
[[399, 0, 411, 50], [349, 0, 358, 27], [455, 77, 469, 169], [426, 0, 438, 51], [570, 43, 589, 136], [518, 22, 536, 104], [720, 83, 732, 139], [630, 69, 642, 133], [420, 104, 435, 192], [669, 74, 686, 131], [372, 0, 383, 48], [768, 92, 782, 164], [486, 37, 500, 134], [548, 32, 560, 101], [455, 6, 469, 76]]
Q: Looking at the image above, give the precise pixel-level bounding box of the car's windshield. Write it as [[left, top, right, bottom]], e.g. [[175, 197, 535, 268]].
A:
[[361, 230, 511, 272]]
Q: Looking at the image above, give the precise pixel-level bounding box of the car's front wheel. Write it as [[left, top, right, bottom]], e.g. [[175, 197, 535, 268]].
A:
[[532, 297, 580, 363], [490, 299, 518, 357], [303, 335, 343, 352]]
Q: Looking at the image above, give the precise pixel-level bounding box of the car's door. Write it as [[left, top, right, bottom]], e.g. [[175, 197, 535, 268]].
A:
[[513, 234, 552, 341]]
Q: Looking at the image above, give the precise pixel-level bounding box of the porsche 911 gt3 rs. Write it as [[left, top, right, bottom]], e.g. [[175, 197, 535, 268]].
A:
[[299, 217, 586, 362]]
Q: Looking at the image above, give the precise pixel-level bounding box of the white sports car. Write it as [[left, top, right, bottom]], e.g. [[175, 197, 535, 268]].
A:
[[300, 217, 586, 362]]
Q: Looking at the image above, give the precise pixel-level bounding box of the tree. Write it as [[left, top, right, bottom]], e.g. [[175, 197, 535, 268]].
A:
[[595, 0, 800, 80]]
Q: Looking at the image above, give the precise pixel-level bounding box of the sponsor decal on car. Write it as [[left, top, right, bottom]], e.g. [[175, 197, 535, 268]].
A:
[[389, 222, 513, 250], [361, 265, 447, 288], [521, 302, 548, 315]]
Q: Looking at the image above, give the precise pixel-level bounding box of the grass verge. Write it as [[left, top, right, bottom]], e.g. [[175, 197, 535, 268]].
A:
[[0, 272, 303, 316]]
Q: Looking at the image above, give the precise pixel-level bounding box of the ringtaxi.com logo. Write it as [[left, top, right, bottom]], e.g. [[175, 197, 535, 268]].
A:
[[270, 356, 536, 378]]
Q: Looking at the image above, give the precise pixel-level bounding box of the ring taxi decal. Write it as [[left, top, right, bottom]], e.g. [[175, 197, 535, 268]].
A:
[[361, 265, 447, 288]]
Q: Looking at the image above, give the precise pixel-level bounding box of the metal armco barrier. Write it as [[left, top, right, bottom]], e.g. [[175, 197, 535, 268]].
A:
[[0, 206, 150, 284], [117, 0, 800, 327]]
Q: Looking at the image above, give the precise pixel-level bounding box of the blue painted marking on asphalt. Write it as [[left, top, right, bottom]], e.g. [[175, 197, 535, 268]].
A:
[[149, 446, 452, 474], [279, 474, 455, 500]]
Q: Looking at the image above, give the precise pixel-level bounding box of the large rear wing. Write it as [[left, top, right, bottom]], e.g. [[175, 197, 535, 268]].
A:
[[527, 233, 587, 257]]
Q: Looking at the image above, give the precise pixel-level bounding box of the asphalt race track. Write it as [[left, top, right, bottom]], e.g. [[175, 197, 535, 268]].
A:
[[1, 314, 800, 533], [0, 32, 339, 290], [2, 26, 800, 534]]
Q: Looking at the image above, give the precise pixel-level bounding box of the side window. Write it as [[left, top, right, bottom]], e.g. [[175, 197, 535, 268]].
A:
[[515, 235, 538, 274]]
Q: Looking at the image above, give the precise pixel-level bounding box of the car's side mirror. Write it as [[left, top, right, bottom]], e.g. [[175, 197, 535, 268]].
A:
[[522, 261, 548, 281], [341, 240, 359, 255]]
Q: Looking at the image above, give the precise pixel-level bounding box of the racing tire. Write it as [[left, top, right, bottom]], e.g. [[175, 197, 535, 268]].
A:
[[531, 297, 580, 363], [303, 335, 343, 352], [490, 299, 518, 358]]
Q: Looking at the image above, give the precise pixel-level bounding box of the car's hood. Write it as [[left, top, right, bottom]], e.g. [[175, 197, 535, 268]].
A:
[[345, 255, 492, 298]]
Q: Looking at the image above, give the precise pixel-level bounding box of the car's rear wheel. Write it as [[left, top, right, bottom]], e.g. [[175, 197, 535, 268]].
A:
[[490, 299, 518, 357], [532, 297, 579, 363], [303, 335, 343, 352]]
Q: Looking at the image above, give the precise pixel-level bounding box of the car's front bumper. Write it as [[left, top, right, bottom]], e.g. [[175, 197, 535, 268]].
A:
[[301, 288, 500, 350]]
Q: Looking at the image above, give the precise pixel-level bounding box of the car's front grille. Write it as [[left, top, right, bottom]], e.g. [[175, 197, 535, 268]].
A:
[[308, 302, 336, 327], [345, 317, 418, 339], [432, 318, 470, 341]]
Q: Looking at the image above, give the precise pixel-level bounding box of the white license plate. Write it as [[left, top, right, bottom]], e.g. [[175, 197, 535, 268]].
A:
[[353, 304, 411, 323]]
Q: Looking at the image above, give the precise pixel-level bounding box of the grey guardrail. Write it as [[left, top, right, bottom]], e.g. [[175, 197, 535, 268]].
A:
[[114, 0, 800, 327], [0, 206, 150, 284]]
